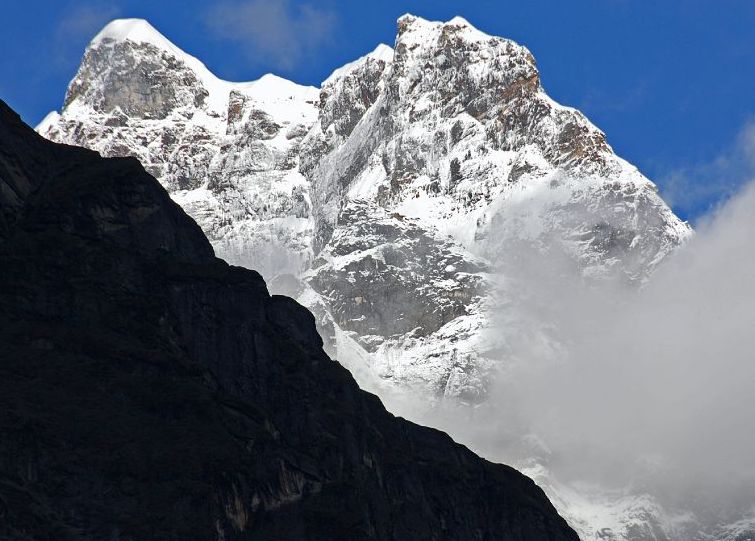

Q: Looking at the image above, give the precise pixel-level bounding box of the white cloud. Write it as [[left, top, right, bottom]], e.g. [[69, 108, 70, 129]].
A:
[[382, 119, 755, 525], [205, 0, 337, 71], [660, 118, 755, 218], [510, 178, 755, 482]]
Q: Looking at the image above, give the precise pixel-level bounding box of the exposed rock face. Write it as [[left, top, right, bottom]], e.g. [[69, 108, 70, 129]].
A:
[[317, 44, 393, 142], [0, 99, 579, 540], [64, 39, 209, 118], [310, 201, 487, 343]]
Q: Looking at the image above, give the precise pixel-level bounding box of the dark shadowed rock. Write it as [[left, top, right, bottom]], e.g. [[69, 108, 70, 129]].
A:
[[0, 100, 578, 540]]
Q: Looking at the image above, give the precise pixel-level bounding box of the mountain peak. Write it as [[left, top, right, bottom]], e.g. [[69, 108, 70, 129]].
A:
[[67, 18, 319, 119], [370, 43, 395, 63], [397, 13, 494, 43], [63, 18, 213, 118], [91, 18, 179, 53], [447, 15, 473, 26], [323, 43, 393, 85]]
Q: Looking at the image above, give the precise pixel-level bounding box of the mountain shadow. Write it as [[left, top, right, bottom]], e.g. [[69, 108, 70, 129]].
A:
[[0, 99, 578, 540]]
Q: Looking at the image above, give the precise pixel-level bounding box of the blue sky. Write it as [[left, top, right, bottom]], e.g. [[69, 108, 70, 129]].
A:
[[3, 0, 755, 221]]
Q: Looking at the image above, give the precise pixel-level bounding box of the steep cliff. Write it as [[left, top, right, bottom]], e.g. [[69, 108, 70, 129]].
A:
[[0, 99, 578, 540]]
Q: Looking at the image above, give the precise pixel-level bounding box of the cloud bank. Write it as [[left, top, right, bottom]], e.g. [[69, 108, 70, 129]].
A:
[[373, 121, 755, 526], [498, 178, 755, 483]]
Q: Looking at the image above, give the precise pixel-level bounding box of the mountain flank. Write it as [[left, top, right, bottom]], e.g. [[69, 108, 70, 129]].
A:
[[0, 99, 578, 540]]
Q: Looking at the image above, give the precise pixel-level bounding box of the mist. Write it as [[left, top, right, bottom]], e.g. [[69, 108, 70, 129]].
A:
[[499, 179, 755, 479], [372, 177, 755, 525]]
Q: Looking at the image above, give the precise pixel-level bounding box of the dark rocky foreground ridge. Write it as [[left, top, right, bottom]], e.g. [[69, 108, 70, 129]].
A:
[[0, 99, 578, 540]]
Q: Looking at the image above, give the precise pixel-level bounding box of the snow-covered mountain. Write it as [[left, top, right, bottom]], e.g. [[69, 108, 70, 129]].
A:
[[39, 18, 319, 281], [37, 14, 752, 541], [297, 14, 689, 403]]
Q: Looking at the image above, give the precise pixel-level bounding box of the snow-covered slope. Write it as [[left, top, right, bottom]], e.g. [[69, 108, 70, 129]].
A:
[[38, 14, 752, 541], [40, 19, 319, 280], [297, 13, 689, 400]]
